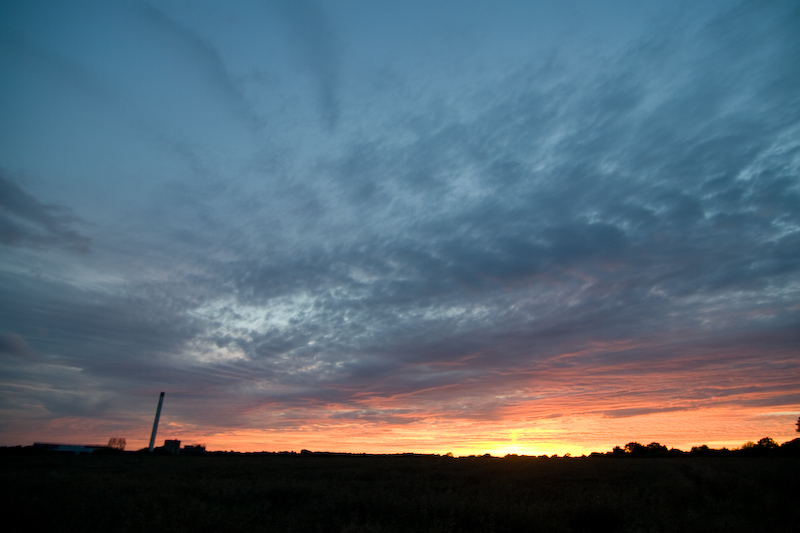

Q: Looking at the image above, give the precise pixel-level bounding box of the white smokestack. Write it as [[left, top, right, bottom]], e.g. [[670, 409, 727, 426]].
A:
[[148, 392, 165, 452]]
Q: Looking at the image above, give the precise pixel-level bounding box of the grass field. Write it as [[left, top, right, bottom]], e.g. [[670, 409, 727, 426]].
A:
[[2, 452, 798, 532]]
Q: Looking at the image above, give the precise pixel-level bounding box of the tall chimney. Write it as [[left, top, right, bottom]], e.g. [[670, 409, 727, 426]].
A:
[[148, 392, 165, 452]]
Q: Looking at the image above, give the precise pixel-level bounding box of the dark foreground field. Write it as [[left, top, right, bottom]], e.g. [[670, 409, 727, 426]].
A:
[[2, 452, 798, 532]]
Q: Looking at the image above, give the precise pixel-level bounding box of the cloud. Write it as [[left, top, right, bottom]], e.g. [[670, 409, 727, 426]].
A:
[[0, 172, 91, 253], [0, 333, 33, 357], [275, 0, 341, 130], [602, 406, 690, 418], [213, 0, 800, 408], [133, 1, 259, 129]]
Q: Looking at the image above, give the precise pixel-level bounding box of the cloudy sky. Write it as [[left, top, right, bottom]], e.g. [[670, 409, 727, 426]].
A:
[[1, 0, 798, 455]]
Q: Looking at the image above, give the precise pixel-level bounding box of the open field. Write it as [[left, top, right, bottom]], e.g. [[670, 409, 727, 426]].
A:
[[2, 452, 798, 532]]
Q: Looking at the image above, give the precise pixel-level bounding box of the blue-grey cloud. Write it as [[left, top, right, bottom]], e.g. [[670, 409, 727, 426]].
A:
[[0, 332, 33, 357], [0, 172, 90, 252], [274, 0, 341, 130], [133, 0, 260, 129]]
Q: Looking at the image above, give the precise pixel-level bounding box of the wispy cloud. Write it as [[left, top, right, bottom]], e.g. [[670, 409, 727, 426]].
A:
[[133, 1, 261, 130], [274, 0, 341, 130]]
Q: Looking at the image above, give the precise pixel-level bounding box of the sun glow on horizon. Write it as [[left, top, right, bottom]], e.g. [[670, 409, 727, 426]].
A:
[[8, 406, 797, 458]]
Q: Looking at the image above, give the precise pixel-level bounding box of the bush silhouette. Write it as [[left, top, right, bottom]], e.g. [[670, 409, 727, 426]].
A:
[[780, 438, 800, 456]]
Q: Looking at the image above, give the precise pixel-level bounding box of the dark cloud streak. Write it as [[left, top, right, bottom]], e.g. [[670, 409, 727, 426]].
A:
[[0, 172, 90, 253], [275, 0, 342, 130], [134, 0, 262, 130]]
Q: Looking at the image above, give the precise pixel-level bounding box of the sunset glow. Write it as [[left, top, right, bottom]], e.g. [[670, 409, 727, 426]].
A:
[[1, 0, 798, 455]]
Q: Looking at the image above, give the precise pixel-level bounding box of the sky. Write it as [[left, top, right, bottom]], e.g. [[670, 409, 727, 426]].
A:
[[1, 0, 798, 456]]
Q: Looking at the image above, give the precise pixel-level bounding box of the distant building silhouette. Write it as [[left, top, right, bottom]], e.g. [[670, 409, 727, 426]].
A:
[[33, 442, 106, 455], [182, 444, 206, 454]]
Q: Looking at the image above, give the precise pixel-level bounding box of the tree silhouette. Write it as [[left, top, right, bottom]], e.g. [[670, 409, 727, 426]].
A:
[[646, 442, 668, 455], [107, 437, 126, 451], [624, 442, 651, 457], [756, 437, 778, 449], [796, 415, 799, 432]]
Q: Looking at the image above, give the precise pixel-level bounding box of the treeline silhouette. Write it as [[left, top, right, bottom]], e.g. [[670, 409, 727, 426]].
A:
[[3, 436, 799, 458], [148, 435, 800, 459], [606, 437, 800, 458]]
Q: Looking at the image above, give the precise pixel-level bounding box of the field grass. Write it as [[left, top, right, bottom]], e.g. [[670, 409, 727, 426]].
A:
[[2, 452, 798, 532]]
